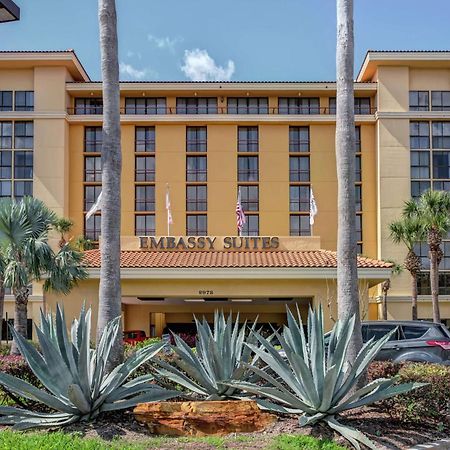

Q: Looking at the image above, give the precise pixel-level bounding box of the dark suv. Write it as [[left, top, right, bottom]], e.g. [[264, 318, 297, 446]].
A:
[[361, 321, 450, 365]]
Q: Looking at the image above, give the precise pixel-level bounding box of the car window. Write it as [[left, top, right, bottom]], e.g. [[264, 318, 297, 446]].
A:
[[362, 324, 398, 342], [402, 325, 446, 340]]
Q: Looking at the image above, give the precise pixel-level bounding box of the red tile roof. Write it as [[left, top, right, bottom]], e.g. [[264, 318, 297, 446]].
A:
[[83, 249, 392, 270]]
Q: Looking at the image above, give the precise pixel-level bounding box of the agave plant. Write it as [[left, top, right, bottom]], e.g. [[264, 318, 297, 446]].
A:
[[0, 305, 178, 430], [229, 306, 425, 449], [154, 310, 260, 400]]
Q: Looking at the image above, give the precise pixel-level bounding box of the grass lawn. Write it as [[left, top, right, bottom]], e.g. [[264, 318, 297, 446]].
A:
[[0, 430, 347, 450]]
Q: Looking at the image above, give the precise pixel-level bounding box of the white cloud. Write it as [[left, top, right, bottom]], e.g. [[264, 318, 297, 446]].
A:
[[148, 34, 183, 52], [126, 50, 142, 60], [181, 49, 235, 82], [119, 62, 158, 80]]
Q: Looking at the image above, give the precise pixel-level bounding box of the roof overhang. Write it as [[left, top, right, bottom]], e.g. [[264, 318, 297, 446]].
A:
[[357, 51, 450, 82], [87, 267, 391, 285], [0, 0, 20, 23], [0, 51, 90, 81]]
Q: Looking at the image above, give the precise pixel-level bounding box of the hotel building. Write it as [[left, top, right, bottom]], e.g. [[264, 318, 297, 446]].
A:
[[0, 50, 449, 337]]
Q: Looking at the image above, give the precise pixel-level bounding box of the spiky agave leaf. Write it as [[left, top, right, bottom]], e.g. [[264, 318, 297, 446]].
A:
[[228, 307, 426, 450], [0, 304, 178, 429], [153, 310, 260, 400]]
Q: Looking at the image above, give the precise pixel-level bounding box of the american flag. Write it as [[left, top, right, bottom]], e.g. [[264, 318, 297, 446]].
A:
[[236, 188, 246, 234]]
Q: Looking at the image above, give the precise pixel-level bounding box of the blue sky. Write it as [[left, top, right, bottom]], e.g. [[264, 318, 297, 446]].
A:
[[1, 0, 450, 81]]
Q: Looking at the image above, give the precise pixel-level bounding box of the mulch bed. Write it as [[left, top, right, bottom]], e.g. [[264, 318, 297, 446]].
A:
[[59, 406, 450, 450]]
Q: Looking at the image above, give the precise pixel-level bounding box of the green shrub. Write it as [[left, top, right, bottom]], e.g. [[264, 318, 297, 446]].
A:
[[271, 435, 347, 450], [369, 361, 450, 424]]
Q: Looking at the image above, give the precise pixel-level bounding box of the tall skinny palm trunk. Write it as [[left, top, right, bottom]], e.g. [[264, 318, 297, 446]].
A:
[[97, 0, 123, 367], [429, 228, 441, 323], [411, 272, 418, 320], [381, 279, 390, 320], [11, 288, 28, 355], [336, 0, 362, 363]]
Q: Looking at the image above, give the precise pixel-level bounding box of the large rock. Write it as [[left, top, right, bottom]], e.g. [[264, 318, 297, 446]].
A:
[[134, 400, 277, 436]]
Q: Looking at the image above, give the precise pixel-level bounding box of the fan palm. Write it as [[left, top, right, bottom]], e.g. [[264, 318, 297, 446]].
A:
[[0, 198, 88, 354], [404, 190, 450, 323], [389, 217, 424, 320]]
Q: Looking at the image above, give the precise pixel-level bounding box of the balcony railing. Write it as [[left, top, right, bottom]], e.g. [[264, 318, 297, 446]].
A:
[[67, 106, 378, 116]]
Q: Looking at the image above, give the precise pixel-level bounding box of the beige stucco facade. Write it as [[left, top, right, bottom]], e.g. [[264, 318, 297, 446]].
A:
[[0, 50, 450, 337]]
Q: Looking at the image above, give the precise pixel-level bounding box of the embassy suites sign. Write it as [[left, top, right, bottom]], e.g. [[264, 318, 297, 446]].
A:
[[139, 236, 280, 251]]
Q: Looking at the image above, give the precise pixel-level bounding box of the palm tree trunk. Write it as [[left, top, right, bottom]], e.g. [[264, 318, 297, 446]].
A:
[[10, 288, 28, 355], [430, 250, 441, 323], [0, 279, 4, 337], [411, 272, 418, 321], [336, 0, 363, 364], [97, 0, 123, 368], [382, 291, 388, 320]]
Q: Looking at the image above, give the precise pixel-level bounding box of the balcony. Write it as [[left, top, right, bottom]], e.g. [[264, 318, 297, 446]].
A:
[[67, 106, 377, 115]]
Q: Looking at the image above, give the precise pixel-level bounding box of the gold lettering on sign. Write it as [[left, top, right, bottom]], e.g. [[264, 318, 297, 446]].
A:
[[138, 236, 280, 250]]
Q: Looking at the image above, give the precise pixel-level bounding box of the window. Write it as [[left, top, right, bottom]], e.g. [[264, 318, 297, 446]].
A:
[[135, 185, 155, 211], [289, 156, 310, 182], [411, 180, 431, 199], [84, 185, 102, 211], [14, 122, 33, 149], [177, 97, 217, 114], [0, 151, 12, 179], [433, 152, 450, 179], [85, 127, 102, 152], [84, 156, 102, 182], [228, 97, 268, 114], [431, 91, 450, 111], [290, 215, 310, 236], [355, 155, 362, 182], [411, 151, 430, 179], [289, 127, 309, 152], [355, 126, 361, 152], [135, 156, 155, 182], [14, 152, 33, 179], [135, 215, 155, 236], [418, 272, 450, 296], [290, 185, 309, 212], [241, 215, 259, 236], [135, 127, 155, 152], [432, 122, 450, 149], [14, 181, 32, 199], [354, 97, 371, 114], [238, 127, 258, 152], [0, 122, 12, 149], [186, 214, 207, 235], [14, 91, 34, 111], [74, 98, 103, 114], [0, 92, 12, 111], [434, 180, 450, 192], [186, 127, 207, 152], [410, 122, 430, 149], [186, 185, 207, 211], [356, 214, 363, 245], [186, 156, 207, 182], [239, 185, 258, 211], [0, 181, 11, 198], [401, 325, 429, 340], [238, 156, 258, 182], [363, 324, 398, 342], [329, 98, 373, 114], [85, 214, 101, 241], [125, 97, 166, 114], [409, 91, 429, 111], [355, 185, 362, 211], [279, 97, 319, 114]]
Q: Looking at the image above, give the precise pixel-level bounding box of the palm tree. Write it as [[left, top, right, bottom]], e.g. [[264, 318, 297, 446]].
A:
[[335, 0, 362, 363], [0, 198, 88, 355], [53, 217, 74, 248], [404, 190, 450, 323], [380, 262, 402, 320], [97, 0, 123, 367], [389, 217, 423, 320]]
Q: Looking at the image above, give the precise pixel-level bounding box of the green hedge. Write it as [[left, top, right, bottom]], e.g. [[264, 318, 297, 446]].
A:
[[368, 361, 450, 424]]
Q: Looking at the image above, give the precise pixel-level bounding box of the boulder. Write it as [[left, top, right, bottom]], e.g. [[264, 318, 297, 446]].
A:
[[134, 400, 276, 436]]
